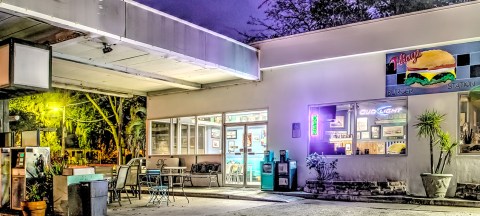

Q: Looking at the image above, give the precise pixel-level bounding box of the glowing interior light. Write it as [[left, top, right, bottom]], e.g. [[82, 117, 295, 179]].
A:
[[311, 115, 318, 136]]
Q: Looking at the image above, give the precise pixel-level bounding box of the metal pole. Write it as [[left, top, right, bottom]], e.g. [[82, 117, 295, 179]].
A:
[[61, 106, 66, 156]]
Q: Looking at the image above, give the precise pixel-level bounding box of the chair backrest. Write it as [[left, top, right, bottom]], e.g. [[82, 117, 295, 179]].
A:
[[164, 158, 180, 167], [145, 169, 166, 187], [125, 165, 139, 186], [115, 165, 130, 189]]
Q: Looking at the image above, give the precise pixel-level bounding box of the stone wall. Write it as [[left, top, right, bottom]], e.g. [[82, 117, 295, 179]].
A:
[[455, 183, 480, 200], [303, 180, 407, 196]]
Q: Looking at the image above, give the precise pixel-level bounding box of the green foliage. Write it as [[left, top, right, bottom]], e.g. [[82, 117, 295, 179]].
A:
[[126, 106, 146, 157], [26, 182, 46, 202], [414, 109, 457, 174], [40, 132, 61, 154], [10, 89, 146, 164], [414, 110, 445, 141]]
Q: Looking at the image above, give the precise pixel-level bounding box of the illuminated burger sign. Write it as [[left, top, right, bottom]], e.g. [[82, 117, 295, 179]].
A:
[[359, 106, 402, 116], [390, 49, 456, 88]]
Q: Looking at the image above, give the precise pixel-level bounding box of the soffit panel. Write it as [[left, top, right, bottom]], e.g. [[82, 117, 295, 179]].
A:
[[53, 59, 172, 92]]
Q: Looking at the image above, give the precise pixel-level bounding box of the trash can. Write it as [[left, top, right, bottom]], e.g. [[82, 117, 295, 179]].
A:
[[80, 180, 108, 216]]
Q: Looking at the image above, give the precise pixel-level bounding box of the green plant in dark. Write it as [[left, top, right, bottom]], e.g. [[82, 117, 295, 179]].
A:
[[306, 152, 339, 182], [26, 182, 46, 202], [414, 109, 457, 174], [436, 131, 458, 174]]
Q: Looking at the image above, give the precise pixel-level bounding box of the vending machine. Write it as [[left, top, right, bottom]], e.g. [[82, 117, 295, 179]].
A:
[[0, 148, 11, 207], [260, 150, 276, 191], [275, 150, 297, 191], [10, 147, 50, 210]]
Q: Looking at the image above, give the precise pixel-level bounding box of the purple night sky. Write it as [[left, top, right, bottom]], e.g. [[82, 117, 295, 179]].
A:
[[135, 0, 267, 41]]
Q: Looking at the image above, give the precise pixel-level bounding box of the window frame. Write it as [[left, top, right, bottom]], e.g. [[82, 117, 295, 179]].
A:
[[149, 113, 224, 156], [308, 98, 408, 158], [458, 92, 480, 156]]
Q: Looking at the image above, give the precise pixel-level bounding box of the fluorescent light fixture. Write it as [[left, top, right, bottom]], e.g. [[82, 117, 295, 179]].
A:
[[52, 82, 134, 98]]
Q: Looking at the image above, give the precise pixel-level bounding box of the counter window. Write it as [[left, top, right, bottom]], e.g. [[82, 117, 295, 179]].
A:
[[309, 99, 407, 156]]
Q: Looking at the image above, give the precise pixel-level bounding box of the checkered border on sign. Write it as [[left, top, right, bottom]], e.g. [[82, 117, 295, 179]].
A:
[[386, 51, 480, 86]]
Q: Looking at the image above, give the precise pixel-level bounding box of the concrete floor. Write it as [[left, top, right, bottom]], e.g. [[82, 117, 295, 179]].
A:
[[107, 197, 272, 216], [108, 196, 480, 216]]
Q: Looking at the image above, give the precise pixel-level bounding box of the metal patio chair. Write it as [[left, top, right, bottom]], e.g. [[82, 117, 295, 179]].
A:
[[109, 165, 132, 206], [145, 169, 170, 206]]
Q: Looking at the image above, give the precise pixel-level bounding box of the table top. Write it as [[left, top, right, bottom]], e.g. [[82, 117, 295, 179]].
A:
[[163, 166, 187, 169]]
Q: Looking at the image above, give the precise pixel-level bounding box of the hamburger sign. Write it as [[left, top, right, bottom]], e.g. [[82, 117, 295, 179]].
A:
[[386, 41, 480, 97]]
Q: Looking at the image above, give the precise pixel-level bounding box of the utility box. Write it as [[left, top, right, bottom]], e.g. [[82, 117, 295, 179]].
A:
[[275, 150, 297, 191], [80, 180, 108, 216], [53, 174, 104, 215], [260, 150, 276, 191]]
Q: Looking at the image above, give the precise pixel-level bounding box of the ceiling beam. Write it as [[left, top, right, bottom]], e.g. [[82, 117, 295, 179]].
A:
[[52, 81, 136, 98], [53, 52, 203, 90]]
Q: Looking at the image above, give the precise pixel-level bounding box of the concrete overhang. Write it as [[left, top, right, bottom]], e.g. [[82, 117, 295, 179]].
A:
[[254, 1, 480, 70], [0, 0, 259, 96]]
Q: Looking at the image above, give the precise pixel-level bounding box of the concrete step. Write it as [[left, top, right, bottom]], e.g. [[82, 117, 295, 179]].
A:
[[272, 191, 480, 208]]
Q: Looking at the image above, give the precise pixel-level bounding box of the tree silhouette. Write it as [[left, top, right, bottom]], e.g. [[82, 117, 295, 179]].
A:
[[242, 0, 472, 43]]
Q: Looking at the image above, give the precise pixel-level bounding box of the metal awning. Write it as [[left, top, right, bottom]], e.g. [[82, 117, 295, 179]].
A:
[[0, 0, 259, 96]]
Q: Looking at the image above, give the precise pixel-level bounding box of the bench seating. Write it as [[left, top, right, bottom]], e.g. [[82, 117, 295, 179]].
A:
[[184, 162, 221, 188]]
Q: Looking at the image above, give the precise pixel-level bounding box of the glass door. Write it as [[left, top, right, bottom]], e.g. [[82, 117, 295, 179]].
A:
[[246, 124, 267, 186], [225, 126, 245, 185], [224, 124, 267, 186]]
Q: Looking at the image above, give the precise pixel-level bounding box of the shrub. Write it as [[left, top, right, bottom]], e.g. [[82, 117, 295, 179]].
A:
[[306, 152, 339, 182]]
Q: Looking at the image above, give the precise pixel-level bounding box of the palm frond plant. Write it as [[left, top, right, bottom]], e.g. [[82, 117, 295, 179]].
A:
[[413, 109, 445, 174], [414, 109, 458, 198]]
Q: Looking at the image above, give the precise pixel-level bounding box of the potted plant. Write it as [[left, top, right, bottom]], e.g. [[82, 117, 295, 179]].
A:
[[21, 182, 47, 216], [414, 110, 458, 198], [21, 158, 62, 216]]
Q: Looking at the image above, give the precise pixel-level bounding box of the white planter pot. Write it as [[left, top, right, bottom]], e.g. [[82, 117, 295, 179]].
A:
[[420, 173, 453, 198]]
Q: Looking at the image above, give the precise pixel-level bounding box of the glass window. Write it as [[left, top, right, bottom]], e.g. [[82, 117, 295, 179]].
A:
[[308, 99, 407, 156], [198, 125, 206, 154], [459, 94, 480, 154], [149, 114, 223, 156], [309, 103, 355, 155], [226, 110, 267, 123], [172, 118, 178, 155], [178, 116, 195, 155], [198, 114, 222, 154], [150, 119, 171, 155], [356, 99, 407, 155]]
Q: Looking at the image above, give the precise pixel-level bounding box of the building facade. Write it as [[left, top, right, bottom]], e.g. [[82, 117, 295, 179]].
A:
[[146, 2, 480, 196]]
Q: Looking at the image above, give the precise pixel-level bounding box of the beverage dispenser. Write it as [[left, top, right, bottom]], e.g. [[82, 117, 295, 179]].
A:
[[275, 150, 297, 191], [10, 147, 50, 210], [0, 148, 11, 207], [260, 150, 275, 191]]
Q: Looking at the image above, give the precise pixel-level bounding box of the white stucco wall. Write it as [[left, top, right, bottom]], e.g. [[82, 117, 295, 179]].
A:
[[147, 51, 475, 196], [146, 2, 480, 196], [148, 53, 412, 190]]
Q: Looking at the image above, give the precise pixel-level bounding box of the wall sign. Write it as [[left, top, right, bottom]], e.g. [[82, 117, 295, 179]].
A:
[[311, 115, 318, 136], [386, 41, 480, 97], [292, 123, 301, 138], [359, 106, 402, 116]]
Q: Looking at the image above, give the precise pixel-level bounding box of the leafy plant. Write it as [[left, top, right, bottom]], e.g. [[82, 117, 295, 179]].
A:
[[26, 182, 47, 202], [306, 152, 339, 182], [414, 109, 458, 174]]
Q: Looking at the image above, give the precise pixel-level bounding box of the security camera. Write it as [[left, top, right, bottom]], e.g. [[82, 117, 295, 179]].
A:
[[102, 43, 113, 54]]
